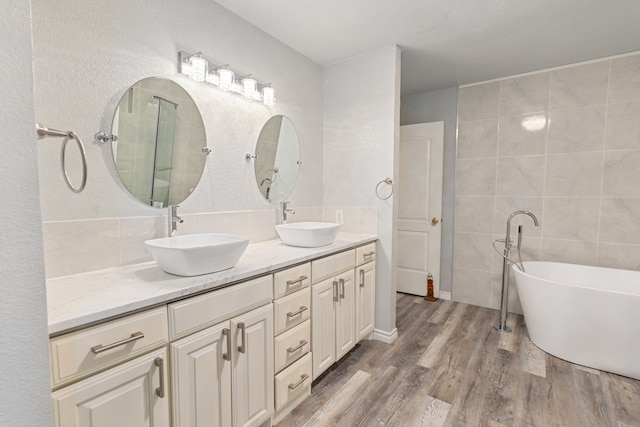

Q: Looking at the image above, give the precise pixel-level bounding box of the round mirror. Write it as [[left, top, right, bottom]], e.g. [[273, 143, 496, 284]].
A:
[[253, 115, 300, 203], [111, 77, 207, 207]]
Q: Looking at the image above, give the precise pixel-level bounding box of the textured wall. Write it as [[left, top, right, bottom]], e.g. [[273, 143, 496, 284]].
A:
[[31, 0, 324, 277], [0, 1, 52, 424], [454, 52, 640, 312], [400, 87, 459, 294], [323, 45, 401, 337]]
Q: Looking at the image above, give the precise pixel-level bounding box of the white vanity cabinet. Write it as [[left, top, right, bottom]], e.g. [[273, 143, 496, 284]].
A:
[[50, 307, 170, 427], [355, 242, 376, 341], [169, 275, 274, 427], [272, 263, 313, 423], [311, 250, 357, 379]]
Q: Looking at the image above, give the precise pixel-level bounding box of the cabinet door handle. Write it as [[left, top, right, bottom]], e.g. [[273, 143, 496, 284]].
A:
[[333, 280, 339, 302], [154, 357, 165, 398], [288, 373, 309, 390], [91, 331, 144, 354], [237, 322, 246, 353], [363, 251, 376, 259], [287, 339, 308, 353], [222, 328, 231, 361], [286, 275, 308, 286], [360, 269, 365, 288], [287, 306, 308, 318], [339, 278, 345, 299]]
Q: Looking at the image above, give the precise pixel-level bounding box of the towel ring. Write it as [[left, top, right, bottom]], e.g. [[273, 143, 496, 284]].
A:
[[61, 132, 87, 193], [375, 177, 393, 200], [36, 123, 87, 193]]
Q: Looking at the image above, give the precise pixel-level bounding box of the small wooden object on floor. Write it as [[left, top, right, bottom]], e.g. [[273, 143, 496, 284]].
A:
[[425, 273, 438, 302]]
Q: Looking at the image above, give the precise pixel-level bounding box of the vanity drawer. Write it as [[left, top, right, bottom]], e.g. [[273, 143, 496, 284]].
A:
[[275, 353, 312, 411], [168, 275, 273, 340], [355, 242, 376, 266], [50, 306, 168, 387], [311, 249, 355, 283], [274, 263, 311, 298], [274, 320, 310, 373], [274, 287, 310, 335]]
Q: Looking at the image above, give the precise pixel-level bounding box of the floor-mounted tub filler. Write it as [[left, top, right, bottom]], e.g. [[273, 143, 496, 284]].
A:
[[513, 261, 640, 380]]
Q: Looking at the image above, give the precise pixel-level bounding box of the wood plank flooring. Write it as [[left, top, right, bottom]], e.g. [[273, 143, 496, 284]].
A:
[[277, 293, 640, 427]]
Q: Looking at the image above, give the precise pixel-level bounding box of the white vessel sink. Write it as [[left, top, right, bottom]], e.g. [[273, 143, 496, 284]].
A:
[[145, 233, 249, 276], [275, 222, 342, 248]]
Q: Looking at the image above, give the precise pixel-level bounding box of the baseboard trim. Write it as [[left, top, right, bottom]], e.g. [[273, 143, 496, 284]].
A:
[[439, 291, 452, 300], [372, 328, 398, 344]]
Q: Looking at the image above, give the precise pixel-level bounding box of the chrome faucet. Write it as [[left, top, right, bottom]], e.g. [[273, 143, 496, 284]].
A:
[[494, 210, 539, 332], [168, 205, 183, 237], [281, 201, 295, 224]]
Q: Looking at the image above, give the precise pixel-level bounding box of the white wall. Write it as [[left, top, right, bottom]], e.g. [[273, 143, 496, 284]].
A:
[[323, 46, 401, 338], [400, 87, 459, 293], [31, 0, 325, 277], [0, 1, 52, 424]]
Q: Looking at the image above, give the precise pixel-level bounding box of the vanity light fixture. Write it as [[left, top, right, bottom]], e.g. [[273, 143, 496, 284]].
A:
[[178, 50, 276, 105]]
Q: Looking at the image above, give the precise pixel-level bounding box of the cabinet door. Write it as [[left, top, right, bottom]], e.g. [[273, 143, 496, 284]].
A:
[[232, 304, 274, 427], [171, 321, 232, 427], [356, 261, 376, 341], [311, 277, 337, 379], [52, 348, 169, 427], [335, 269, 356, 360]]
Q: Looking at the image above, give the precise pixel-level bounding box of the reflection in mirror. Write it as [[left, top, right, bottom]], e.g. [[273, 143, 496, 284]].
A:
[[111, 77, 207, 207], [253, 115, 300, 203]]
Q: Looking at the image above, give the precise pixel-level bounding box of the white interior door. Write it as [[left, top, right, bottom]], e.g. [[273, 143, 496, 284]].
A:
[[397, 122, 444, 296]]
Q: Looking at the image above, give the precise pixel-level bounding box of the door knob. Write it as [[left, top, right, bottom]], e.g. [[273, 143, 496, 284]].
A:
[[431, 217, 441, 224]]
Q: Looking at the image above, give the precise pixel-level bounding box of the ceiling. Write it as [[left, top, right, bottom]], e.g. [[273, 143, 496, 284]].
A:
[[213, 0, 640, 96]]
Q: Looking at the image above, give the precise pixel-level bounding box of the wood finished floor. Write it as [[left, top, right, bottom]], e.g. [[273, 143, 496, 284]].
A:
[[277, 293, 640, 427]]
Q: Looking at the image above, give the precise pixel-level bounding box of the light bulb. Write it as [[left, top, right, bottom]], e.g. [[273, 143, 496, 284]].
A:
[[188, 56, 207, 82], [218, 67, 235, 91], [262, 85, 275, 105], [242, 77, 257, 99]]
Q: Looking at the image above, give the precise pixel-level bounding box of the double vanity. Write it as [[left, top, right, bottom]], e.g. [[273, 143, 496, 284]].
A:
[[47, 232, 377, 426]]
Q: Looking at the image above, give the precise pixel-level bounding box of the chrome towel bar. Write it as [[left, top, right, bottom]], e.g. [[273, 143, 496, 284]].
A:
[[36, 123, 87, 193]]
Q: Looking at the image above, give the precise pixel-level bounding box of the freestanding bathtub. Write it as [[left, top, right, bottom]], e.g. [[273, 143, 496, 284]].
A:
[[513, 261, 640, 380]]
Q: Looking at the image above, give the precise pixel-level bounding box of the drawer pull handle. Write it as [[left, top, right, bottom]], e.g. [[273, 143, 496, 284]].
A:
[[360, 269, 365, 288], [363, 251, 376, 258], [237, 322, 246, 353], [91, 331, 145, 354], [288, 373, 309, 390], [222, 328, 231, 361], [287, 339, 308, 353], [333, 280, 339, 302], [286, 275, 308, 286], [339, 278, 345, 299], [154, 357, 165, 398], [287, 306, 308, 318]]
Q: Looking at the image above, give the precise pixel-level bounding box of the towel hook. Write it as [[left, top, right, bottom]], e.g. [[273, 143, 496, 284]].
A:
[[36, 123, 87, 193]]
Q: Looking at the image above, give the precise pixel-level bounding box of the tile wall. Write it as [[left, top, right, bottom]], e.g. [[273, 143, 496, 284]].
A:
[[454, 52, 640, 312], [43, 206, 378, 278]]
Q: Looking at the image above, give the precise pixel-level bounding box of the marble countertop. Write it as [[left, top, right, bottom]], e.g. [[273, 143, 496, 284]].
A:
[[46, 232, 377, 336]]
